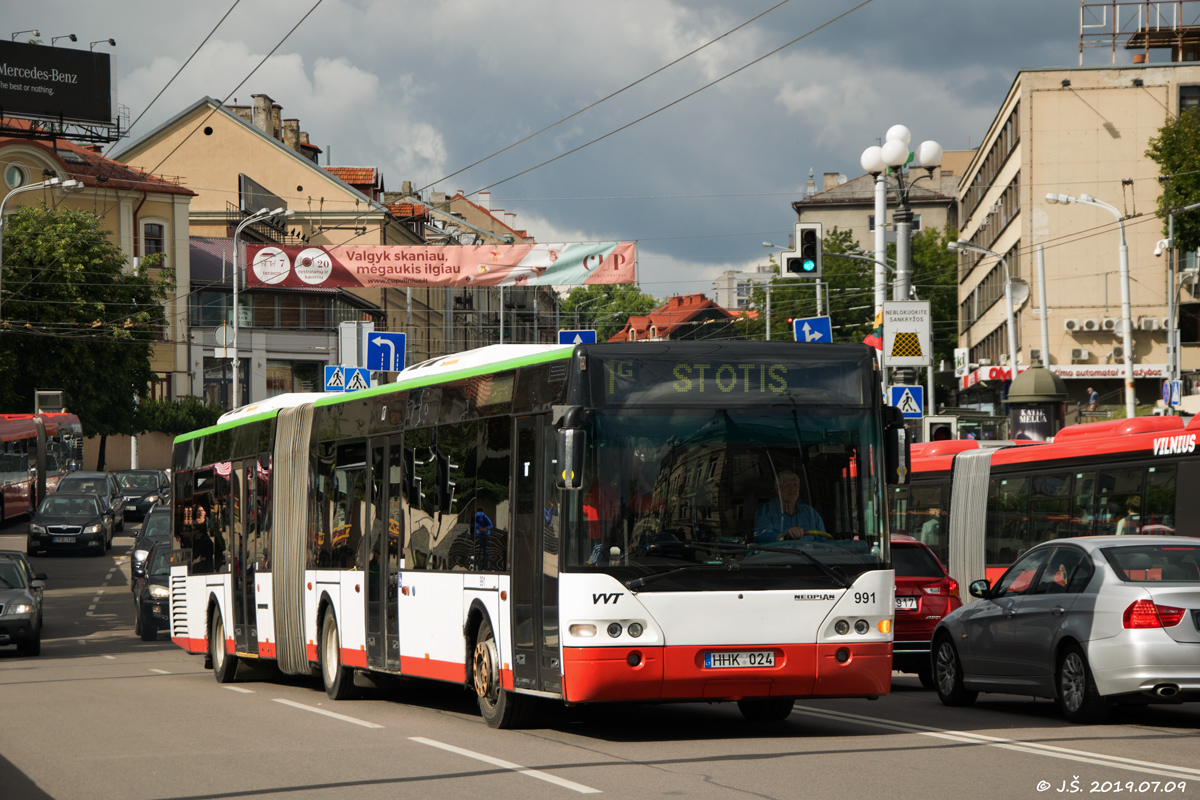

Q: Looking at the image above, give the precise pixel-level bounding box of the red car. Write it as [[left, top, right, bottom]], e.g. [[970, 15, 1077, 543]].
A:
[[891, 535, 961, 688]]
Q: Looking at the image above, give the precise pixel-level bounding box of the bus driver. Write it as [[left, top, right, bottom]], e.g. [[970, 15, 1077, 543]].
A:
[[752, 470, 826, 543]]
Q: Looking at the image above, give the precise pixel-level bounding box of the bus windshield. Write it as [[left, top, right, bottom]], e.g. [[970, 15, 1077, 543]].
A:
[[563, 406, 886, 591]]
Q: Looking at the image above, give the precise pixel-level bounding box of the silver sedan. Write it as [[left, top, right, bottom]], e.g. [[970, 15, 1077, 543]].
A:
[[931, 536, 1200, 723]]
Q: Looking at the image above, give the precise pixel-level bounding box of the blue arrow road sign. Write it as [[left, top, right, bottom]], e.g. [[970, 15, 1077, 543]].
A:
[[558, 329, 597, 345], [890, 385, 924, 418], [367, 332, 407, 372], [324, 365, 345, 392], [793, 315, 832, 343]]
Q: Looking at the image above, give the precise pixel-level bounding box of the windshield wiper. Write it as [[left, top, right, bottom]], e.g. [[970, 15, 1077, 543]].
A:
[[627, 563, 729, 591], [746, 544, 851, 588]]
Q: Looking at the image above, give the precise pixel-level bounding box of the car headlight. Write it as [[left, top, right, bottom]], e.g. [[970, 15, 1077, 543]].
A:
[[30, 524, 45, 535], [84, 524, 102, 534], [134, 549, 149, 563], [149, 585, 169, 599], [144, 495, 158, 504], [7, 603, 35, 615]]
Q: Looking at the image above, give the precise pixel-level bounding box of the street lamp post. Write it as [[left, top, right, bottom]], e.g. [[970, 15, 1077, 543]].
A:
[[861, 126, 943, 304], [1046, 192, 1135, 418], [1154, 201, 1200, 388], [948, 240, 1019, 378], [0, 177, 84, 322], [762, 242, 793, 341], [231, 207, 291, 410]]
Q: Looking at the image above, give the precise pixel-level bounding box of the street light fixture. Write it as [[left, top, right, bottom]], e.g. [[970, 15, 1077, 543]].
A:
[[861, 125, 943, 307], [51, 34, 76, 46], [1046, 191, 1135, 418], [948, 239, 1020, 377], [89, 38, 115, 50], [0, 177, 84, 322], [11, 30, 39, 41], [231, 207, 293, 409]]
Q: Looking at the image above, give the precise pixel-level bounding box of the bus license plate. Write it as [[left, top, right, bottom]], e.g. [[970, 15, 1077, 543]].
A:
[[53, 536, 75, 543], [704, 650, 774, 669], [895, 597, 917, 610]]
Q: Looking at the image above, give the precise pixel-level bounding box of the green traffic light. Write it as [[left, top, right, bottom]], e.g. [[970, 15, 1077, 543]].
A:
[[801, 259, 816, 272]]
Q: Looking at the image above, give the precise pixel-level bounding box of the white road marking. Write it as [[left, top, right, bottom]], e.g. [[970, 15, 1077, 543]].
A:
[[150, 669, 170, 674], [411, 736, 601, 794], [223, 686, 254, 694], [794, 706, 1200, 781], [103, 655, 115, 660], [272, 698, 384, 729]]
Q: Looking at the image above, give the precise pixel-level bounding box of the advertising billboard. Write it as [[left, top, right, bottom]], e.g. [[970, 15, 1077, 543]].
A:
[[244, 242, 637, 288], [0, 40, 114, 125]]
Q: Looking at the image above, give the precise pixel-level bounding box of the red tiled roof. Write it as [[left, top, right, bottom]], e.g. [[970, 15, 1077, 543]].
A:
[[387, 203, 427, 221], [0, 119, 196, 196], [325, 166, 377, 185], [608, 293, 736, 342]]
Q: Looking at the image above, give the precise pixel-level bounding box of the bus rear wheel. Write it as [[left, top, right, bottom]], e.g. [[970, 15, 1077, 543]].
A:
[[210, 610, 238, 683], [737, 697, 794, 721], [472, 617, 533, 729], [320, 609, 357, 700]]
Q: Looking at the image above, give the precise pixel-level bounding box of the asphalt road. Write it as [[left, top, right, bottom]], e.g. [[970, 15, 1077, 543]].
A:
[[2, 515, 1199, 800]]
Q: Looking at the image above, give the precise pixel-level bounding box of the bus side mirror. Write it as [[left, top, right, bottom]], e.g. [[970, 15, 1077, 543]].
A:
[[883, 406, 910, 485], [556, 428, 585, 490]]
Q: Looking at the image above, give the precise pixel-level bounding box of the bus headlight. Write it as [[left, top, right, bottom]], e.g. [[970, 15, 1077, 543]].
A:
[[854, 619, 870, 635], [568, 624, 597, 638], [627, 622, 644, 638], [834, 619, 850, 635], [607, 622, 623, 638]]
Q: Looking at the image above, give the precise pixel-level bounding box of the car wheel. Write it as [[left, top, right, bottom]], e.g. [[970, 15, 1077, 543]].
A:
[[473, 616, 534, 728], [210, 610, 238, 683], [134, 602, 143, 636], [916, 666, 937, 691], [1057, 644, 1109, 724], [320, 609, 357, 700], [933, 636, 977, 707], [737, 698, 795, 721], [18, 633, 40, 657], [139, 610, 157, 642]]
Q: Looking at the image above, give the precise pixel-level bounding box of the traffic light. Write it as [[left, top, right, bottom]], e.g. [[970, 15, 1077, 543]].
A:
[[922, 415, 958, 442], [784, 222, 822, 279]]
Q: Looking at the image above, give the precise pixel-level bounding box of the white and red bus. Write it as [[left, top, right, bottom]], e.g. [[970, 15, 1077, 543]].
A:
[[889, 416, 1196, 588], [0, 412, 83, 522], [168, 342, 906, 727]]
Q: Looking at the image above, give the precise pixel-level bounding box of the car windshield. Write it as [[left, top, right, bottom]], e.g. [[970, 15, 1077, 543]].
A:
[[892, 544, 945, 578], [58, 477, 103, 494], [119, 473, 160, 490], [40, 495, 99, 515], [562, 407, 886, 591], [1102, 543, 1200, 582], [142, 513, 172, 540], [0, 561, 27, 588], [148, 549, 173, 577]]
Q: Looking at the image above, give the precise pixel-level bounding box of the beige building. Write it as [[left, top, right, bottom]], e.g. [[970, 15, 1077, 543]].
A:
[[1, 122, 196, 400], [955, 64, 1200, 410]]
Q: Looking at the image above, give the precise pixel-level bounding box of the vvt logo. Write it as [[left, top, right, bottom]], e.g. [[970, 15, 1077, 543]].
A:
[[592, 592, 623, 604]]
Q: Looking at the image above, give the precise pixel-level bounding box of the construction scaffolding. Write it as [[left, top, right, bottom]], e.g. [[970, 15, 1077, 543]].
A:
[[1081, 0, 1200, 64]]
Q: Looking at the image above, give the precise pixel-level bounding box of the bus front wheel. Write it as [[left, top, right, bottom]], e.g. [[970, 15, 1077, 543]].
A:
[[472, 617, 534, 729], [210, 611, 238, 683], [320, 609, 357, 700]]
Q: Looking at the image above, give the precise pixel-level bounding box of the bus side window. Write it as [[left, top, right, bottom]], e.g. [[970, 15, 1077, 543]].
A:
[[1029, 473, 1071, 547], [1144, 466, 1176, 534], [1070, 471, 1096, 537]]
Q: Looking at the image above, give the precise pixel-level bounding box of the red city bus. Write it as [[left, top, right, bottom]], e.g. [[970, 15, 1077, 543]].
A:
[[0, 413, 84, 521], [888, 416, 1195, 588]]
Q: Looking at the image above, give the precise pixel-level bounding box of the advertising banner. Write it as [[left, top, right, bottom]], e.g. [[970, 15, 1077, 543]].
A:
[[0, 41, 113, 125], [245, 242, 636, 289]]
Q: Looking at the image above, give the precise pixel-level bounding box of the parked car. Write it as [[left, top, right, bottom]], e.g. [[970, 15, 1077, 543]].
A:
[[891, 535, 961, 688], [27, 492, 112, 556], [132, 542, 173, 641], [0, 552, 43, 655], [53, 471, 125, 533], [115, 469, 170, 521], [932, 536, 1200, 723], [131, 505, 173, 582], [0, 550, 46, 624]]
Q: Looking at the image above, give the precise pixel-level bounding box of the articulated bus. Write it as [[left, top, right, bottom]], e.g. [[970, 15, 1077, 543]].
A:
[[889, 416, 1198, 591], [0, 412, 83, 521], [168, 342, 907, 727]]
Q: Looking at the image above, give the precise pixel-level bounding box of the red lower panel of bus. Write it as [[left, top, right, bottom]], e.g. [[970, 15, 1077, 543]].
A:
[[561, 642, 891, 703], [174, 636, 208, 655], [399, 655, 463, 682]]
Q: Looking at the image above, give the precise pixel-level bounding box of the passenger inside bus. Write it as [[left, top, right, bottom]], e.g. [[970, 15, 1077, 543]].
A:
[[752, 470, 826, 543], [1115, 497, 1141, 535]]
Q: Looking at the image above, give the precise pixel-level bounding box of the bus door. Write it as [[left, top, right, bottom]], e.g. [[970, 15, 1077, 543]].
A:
[[367, 436, 403, 670], [510, 417, 561, 694], [231, 458, 259, 655]]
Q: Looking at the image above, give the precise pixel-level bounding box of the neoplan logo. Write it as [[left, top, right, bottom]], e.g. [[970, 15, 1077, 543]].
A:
[[592, 592, 623, 604]]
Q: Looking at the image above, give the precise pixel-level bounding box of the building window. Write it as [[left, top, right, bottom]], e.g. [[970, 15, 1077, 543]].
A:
[[1181, 85, 1200, 111], [266, 360, 322, 396], [868, 214, 876, 232], [203, 356, 247, 410], [911, 214, 922, 232], [4, 163, 29, 190], [144, 222, 165, 258]]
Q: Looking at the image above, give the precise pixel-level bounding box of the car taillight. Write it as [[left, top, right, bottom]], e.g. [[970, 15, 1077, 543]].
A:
[[1123, 599, 1186, 629], [946, 578, 959, 598]]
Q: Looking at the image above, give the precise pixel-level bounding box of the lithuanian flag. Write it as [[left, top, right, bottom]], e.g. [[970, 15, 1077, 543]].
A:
[[863, 311, 883, 350]]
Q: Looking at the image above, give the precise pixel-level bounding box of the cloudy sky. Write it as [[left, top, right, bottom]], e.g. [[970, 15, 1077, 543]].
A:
[[10, 0, 1139, 299]]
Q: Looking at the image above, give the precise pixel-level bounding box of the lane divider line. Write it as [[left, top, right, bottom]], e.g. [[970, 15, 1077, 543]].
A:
[[223, 686, 255, 694], [793, 705, 1200, 781], [410, 736, 601, 794], [272, 698, 384, 729], [150, 669, 170, 674]]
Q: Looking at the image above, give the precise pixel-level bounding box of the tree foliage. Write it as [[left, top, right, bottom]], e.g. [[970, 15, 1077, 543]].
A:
[[1147, 108, 1200, 251], [134, 396, 225, 435], [559, 284, 660, 342], [0, 204, 173, 436]]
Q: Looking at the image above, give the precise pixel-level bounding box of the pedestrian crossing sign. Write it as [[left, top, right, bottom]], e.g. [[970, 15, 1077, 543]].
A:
[[889, 385, 924, 418]]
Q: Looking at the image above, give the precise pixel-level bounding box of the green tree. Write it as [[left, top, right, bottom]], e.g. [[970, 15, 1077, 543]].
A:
[[1147, 108, 1200, 250], [559, 284, 660, 342], [0, 204, 173, 464], [134, 396, 226, 435], [908, 225, 961, 368]]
